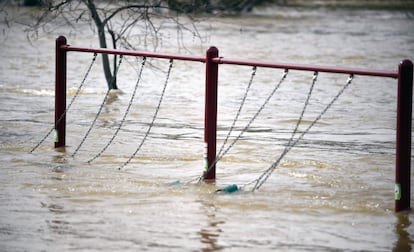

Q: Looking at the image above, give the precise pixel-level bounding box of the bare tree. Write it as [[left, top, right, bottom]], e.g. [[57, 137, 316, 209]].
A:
[[1, 0, 270, 89], [14, 0, 206, 89]]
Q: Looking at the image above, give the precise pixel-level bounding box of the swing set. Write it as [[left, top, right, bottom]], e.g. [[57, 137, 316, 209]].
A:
[[32, 36, 413, 212]]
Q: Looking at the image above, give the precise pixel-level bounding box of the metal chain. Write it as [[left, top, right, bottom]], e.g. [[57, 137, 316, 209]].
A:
[[71, 55, 124, 157], [202, 69, 289, 179], [252, 74, 354, 191], [252, 71, 318, 190], [87, 57, 147, 163], [217, 66, 257, 158], [286, 71, 318, 148], [118, 59, 174, 170], [30, 53, 98, 153]]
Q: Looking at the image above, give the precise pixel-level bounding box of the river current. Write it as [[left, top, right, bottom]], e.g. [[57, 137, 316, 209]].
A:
[[0, 5, 414, 251]]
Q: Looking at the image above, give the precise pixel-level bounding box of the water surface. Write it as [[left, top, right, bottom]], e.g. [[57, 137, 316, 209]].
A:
[[1, 6, 414, 251]]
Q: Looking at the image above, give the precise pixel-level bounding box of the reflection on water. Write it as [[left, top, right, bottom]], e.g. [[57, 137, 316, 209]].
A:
[[198, 200, 224, 252], [0, 5, 414, 251], [394, 212, 413, 252]]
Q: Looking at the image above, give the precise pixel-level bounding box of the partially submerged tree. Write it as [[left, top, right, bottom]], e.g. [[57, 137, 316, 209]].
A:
[[1, 0, 270, 89], [25, 0, 206, 89]]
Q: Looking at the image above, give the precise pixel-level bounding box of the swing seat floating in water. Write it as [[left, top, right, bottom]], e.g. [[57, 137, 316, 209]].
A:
[[216, 184, 239, 193]]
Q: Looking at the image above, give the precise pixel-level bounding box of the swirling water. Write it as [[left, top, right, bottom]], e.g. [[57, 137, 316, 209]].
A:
[[1, 5, 414, 251]]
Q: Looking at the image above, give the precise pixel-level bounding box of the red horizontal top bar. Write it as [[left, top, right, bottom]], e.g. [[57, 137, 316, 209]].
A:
[[61, 45, 398, 78], [61, 45, 206, 63], [213, 57, 398, 78]]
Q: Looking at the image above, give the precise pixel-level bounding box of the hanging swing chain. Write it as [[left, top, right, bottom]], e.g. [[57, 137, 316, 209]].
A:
[[71, 55, 124, 157], [87, 57, 147, 163], [118, 58, 174, 170], [30, 53, 98, 153], [217, 66, 257, 158], [200, 69, 289, 182], [286, 71, 318, 148], [251, 73, 354, 191], [252, 71, 318, 190]]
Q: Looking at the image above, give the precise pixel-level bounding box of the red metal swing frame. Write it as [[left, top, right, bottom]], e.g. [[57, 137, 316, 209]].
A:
[[55, 36, 413, 212]]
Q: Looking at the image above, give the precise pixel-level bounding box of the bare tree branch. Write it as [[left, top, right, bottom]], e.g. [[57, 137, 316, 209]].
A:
[[2, 0, 216, 89], [103, 2, 164, 25]]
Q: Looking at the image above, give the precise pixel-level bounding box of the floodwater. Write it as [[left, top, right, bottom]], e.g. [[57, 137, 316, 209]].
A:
[[1, 5, 414, 251]]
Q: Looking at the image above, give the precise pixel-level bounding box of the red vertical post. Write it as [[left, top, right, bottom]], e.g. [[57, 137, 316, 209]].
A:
[[55, 36, 67, 148], [395, 59, 413, 212], [203, 47, 219, 181]]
